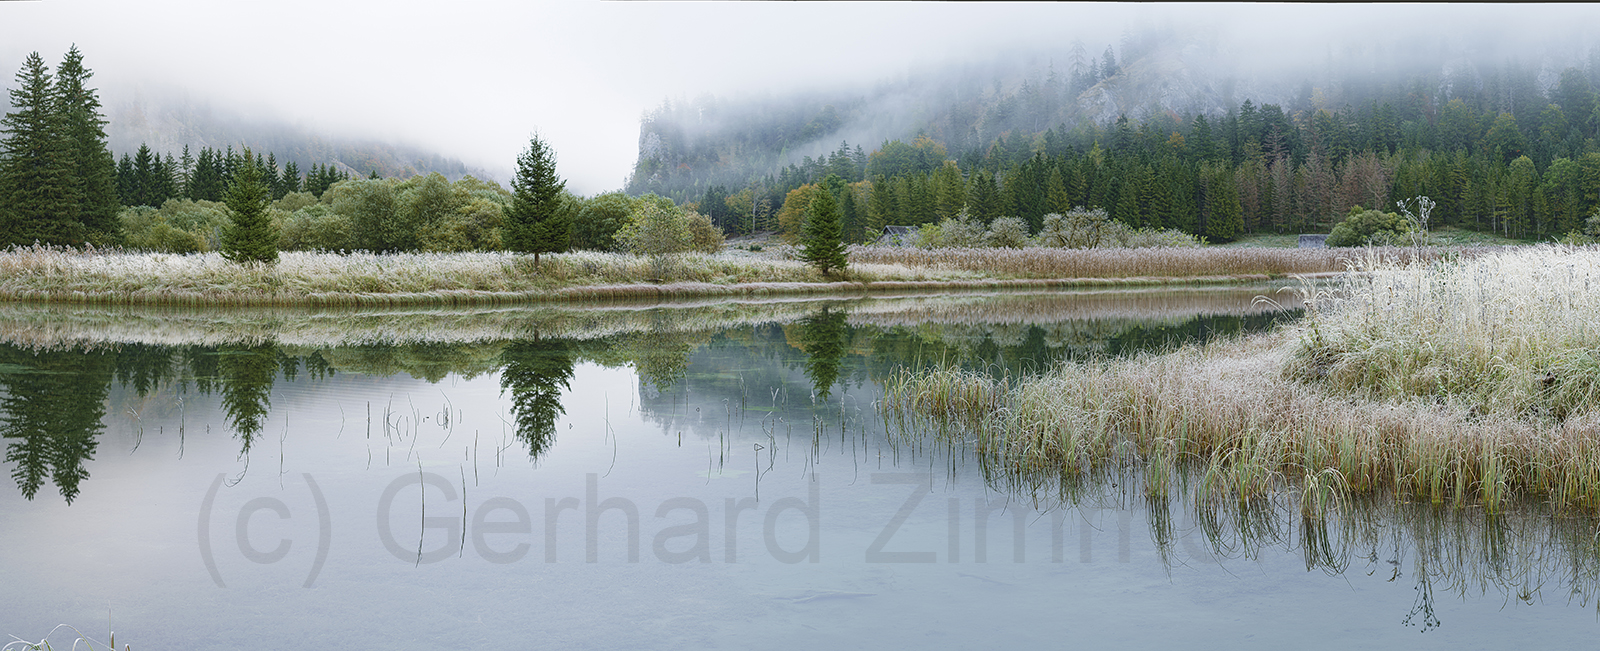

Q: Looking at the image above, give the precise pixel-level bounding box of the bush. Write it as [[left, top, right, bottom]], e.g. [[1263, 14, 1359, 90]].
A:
[[915, 214, 986, 248], [274, 191, 318, 213], [572, 191, 633, 251], [1037, 208, 1203, 249], [118, 206, 206, 253], [984, 216, 1031, 248], [684, 210, 725, 253], [1327, 206, 1411, 247], [116, 200, 231, 253], [279, 204, 355, 251]]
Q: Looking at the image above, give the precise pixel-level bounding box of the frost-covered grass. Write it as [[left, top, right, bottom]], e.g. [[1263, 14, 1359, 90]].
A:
[[0, 243, 1382, 306], [848, 243, 1437, 279], [883, 245, 1600, 512], [0, 246, 987, 306]]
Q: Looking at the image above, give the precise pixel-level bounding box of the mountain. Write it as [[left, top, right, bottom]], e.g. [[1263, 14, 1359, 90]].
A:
[[624, 25, 1595, 205], [103, 87, 492, 182]]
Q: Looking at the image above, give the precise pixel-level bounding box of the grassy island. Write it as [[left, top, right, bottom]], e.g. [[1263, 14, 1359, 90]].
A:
[[884, 244, 1600, 512]]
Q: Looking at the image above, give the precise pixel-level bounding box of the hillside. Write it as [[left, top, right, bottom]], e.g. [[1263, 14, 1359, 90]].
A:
[[104, 88, 492, 182]]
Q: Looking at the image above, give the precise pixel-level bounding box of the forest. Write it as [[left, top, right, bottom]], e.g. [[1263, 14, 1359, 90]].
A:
[[627, 30, 1600, 244], [8, 35, 1600, 255]]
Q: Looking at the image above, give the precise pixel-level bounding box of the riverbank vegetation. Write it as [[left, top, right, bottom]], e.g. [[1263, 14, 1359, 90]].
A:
[[883, 245, 1600, 512], [0, 242, 1425, 307]]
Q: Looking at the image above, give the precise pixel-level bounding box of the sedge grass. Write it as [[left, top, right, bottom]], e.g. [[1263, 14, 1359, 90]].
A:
[[882, 244, 1600, 511]]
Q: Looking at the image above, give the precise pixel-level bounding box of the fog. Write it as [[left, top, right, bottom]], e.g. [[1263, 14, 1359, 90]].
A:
[[1, 1, 1592, 195]]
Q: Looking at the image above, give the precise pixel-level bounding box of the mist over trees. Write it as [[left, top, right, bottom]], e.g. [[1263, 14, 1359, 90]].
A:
[[627, 25, 1600, 243]]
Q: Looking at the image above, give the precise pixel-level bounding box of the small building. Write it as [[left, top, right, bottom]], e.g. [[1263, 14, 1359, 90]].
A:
[[1298, 234, 1329, 249], [876, 225, 919, 246]]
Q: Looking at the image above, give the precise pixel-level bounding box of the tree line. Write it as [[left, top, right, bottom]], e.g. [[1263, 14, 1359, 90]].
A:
[[638, 50, 1600, 244]]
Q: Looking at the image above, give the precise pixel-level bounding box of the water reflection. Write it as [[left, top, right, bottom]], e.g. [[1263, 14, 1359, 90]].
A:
[[4, 289, 1600, 642], [499, 337, 577, 457], [794, 308, 849, 400], [0, 290, 1298, 501], [0, 347, 111, 503]]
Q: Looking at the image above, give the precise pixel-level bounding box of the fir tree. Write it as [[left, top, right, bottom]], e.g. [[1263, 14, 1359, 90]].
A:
[[0, 52, 79, 245], [280, 161, 301, 195], [507, 133, 569, 266], [800, 180, 847, 276], [53, 46, 118, 238], [130, 144, 156, 207], [220, 147, 278, 265]]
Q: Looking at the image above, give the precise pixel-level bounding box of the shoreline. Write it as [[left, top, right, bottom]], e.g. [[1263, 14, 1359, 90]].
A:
[[0, 273, 1300, 308], [0, 243, 1382, 308]]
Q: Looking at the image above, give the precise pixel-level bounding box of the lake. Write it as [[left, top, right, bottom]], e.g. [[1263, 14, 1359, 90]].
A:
[[2, 285, 1595, 649]]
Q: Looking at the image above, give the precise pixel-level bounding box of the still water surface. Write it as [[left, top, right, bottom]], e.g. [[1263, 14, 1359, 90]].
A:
[[1, 287, 1595, 649]]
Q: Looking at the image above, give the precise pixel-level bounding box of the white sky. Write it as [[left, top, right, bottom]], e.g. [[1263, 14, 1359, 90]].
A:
[[0, 2, 1585, 195]]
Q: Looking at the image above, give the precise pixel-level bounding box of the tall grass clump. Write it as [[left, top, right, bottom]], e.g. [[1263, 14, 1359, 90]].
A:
[[882, 245, 1600, 512], [1288, 245, 1600, 421]]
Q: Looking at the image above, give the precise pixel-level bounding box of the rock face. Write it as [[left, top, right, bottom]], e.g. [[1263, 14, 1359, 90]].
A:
[[1075, 41, 1298, 125]]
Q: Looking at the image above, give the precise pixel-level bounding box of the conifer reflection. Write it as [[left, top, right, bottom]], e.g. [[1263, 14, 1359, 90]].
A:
[[216, 344, 277, 453], [0, 345, 113, 503], [793, 307, 849, 400], [499, 337, 577, 458]]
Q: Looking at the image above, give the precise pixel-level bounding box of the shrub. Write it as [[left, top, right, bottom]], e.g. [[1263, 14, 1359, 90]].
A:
[[915, 214, 986, 248], [1326, 206, 1411, 247], [984, 216, 1031, 248], [279, 204, 353, 251], [684, 210, 725, 253], [274, 191, 318, 213], [116, 200, 231, 253], [118, 206, 206, 253]]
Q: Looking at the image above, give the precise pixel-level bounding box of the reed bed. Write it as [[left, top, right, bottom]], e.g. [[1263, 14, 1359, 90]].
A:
[[882, 245, 1600, 512], [0, 243, 1433, 307], [849, 243, 1463, 279]]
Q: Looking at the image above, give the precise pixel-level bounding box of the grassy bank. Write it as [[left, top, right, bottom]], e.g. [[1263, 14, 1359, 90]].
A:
[[0, 243, 1454, 307], [0, 284, 1297, 349], [883, 244, 1600, 512]]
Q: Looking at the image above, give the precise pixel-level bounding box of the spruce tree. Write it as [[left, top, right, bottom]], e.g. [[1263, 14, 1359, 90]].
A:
[[131, 144, 156, 207], [280, 161, 301, 194], [0, 52, 80, 245], [800, 183, 847, 276], [220, 147, 278, 265], [508, 133, 569, 266], [53, 46, 118, 238]]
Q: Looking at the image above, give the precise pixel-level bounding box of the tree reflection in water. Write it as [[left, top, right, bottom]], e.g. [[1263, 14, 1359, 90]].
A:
[[499, 337, 577, 458], [0, 346, 112, 503]]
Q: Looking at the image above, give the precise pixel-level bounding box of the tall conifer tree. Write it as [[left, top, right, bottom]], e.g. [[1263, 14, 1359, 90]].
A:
[[53, 46, 118, 238], [508, 133, 568, 266], [800, 179, 847, 276], [220, 147, 278, 264], [0, 52, 79, 245]]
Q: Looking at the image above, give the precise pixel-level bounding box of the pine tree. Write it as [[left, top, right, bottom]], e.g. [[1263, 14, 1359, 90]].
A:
[[508, 134, 569, 266], [0, 52, 80, 245], [220, 147, 278, 265], [53, 46, 118, 238], [800, 181, 847, 276]]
